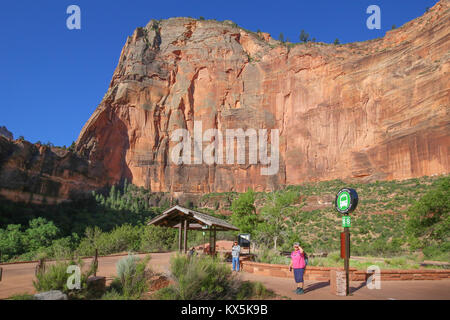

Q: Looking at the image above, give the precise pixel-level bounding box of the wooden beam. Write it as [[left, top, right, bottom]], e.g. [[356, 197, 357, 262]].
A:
[[178, 222, 182, 253], [209, 228, 212, 255], [183, 219, 188, 254], [213, 227, 217, 256]]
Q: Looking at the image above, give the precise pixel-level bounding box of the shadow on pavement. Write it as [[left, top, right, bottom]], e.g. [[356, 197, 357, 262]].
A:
[[350, 282, 366, 294], [305, 281, 329, 293]]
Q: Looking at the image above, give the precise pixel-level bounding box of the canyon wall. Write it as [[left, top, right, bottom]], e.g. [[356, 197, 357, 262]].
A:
[[1, 2, 449, 203], [76, 1, 450, 194], [0, 137, 104, 203]]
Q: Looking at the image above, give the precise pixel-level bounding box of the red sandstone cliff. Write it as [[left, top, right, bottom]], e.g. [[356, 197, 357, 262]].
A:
[[0, 137, 104, 203], [1, 2, 448, 204], [75, 1, 450, 194]]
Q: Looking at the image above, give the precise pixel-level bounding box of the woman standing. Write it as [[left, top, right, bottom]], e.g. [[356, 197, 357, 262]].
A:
[[289, 242, 306, 294]]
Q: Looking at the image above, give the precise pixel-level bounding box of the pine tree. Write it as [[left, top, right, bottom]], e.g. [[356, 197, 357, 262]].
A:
[[299, 29, 309, 43]]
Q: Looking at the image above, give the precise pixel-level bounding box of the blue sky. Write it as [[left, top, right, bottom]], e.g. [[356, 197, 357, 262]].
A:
[[0, 0, 439, 147]]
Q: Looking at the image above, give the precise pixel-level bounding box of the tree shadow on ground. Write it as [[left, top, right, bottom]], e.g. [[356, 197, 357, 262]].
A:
[[304, 281, 329, 293]]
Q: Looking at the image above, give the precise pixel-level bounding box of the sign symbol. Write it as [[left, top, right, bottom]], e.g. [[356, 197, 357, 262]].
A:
[[335, 188, 358, 214]]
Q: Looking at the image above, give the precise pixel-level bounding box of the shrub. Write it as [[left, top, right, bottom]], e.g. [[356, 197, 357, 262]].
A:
[[113, 254, 151, 299], [139, 225, 177, 252], [406, 176, 449, 252], [255, 248, 290, 265], [236, 281, 273, 299], [33, 259, 96, 298], [8, 293, 35, 300], [101, 288, 129, 300], [155, 254, 241, 300], [77, 225, 143, 256], [33, 261, 73, 293], [154, 254, 273, 300]]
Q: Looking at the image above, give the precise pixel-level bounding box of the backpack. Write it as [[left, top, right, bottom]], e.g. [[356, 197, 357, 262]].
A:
[[304, 252, 309, 266]]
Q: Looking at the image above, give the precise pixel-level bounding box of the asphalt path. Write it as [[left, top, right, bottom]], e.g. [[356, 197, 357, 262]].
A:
[[1, 252, 449, 300]]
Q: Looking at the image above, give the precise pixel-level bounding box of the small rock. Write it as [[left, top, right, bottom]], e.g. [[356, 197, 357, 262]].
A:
[[34, 290, 68, 300]]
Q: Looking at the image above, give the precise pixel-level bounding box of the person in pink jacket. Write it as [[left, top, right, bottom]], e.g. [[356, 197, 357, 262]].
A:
[[289, 242, 306, 294]]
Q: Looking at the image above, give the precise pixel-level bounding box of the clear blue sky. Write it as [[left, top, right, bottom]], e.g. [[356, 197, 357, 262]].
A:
[[0, 0, 439, 147]]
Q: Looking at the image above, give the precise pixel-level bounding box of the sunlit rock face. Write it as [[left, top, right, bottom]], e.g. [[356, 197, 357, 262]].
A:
[[74, 1, 449, 194]]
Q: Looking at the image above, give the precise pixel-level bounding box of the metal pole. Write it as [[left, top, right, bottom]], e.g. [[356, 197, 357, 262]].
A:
[[344, 227, 350, 296]]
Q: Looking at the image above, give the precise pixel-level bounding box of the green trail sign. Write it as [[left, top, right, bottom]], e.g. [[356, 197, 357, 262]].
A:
[[342, 216, 351, 228], [335, 187, 359, 297], [335, 188, 359, 214]]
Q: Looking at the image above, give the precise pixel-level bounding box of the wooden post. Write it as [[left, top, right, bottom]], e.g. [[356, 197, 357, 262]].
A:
[[183, 219, 188, 254], [213, 227, 217, 256], [35, 258, 45, 276], [209, 228, 212, 255], [93, 248, 98, 277], [178, 222, 183, 253]]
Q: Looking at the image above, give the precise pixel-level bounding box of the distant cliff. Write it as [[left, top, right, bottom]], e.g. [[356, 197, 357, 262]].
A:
[[77, 1, 449, 193], [0, 126, 13, 140], [1, 2, 449, 204], [0, 137, 104, 204]]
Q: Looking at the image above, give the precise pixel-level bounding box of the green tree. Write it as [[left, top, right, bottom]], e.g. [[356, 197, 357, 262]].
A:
[[0, 224, 24, 261], [231, 188, 259, 234], [334, 38, 340, 45], [24, 218, 59, 252], [406, 177, 450, 250], [278, 33, 284, 43], [299, 29, 309, 43], [257, 190, 298, 250]]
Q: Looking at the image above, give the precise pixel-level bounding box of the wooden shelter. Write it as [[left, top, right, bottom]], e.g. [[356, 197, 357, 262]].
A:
[[147, 205, 239, 255]]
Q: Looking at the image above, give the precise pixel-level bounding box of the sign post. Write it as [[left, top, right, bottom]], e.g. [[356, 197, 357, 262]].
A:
[[335, 188, 358, 296]]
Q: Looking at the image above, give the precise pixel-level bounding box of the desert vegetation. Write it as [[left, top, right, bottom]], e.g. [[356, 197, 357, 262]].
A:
[[153, 254, 273, 300]]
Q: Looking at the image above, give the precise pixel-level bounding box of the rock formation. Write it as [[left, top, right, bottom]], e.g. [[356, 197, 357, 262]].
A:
[[76, 1, 449, 194], [0, 126, 13, 140], [1, 2, 449, 203], [0, 137, 104, 203]]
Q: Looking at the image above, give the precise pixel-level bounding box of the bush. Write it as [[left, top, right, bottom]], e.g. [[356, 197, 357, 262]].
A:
[[110, 254, 151, 299], [8, 293, 35, 300], [76, 225, 141, 256], [255, 248, 290, 265], [155, 254, 241, 300], [101, 288, 130, 300], [154, 254, 273, 300], [236, 281, 273, 299], [33, 261, 73, 293], [139, 225, 177, 252], [33, 259, 96, 298], [406, 176, 449, 253]]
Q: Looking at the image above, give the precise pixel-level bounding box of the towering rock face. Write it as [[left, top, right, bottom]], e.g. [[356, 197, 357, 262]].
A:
[[76, 1, 449, 194]]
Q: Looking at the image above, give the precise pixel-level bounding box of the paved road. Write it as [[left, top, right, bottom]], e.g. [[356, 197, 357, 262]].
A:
[[240, 272, 450, 300], [0, 253, 173, 299], [1, 252, 449, 300]]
